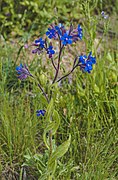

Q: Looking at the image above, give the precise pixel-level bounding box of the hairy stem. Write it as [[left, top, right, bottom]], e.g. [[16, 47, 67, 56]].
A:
[[57, 64, 78, 83], [31, 76, 49, 103], [51, 58, 57, 70], [38, 84, 49, 103], [52, 43, 64, 84]]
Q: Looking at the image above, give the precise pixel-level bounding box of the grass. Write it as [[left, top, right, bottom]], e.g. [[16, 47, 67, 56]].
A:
[[0, 2, 118, 179]]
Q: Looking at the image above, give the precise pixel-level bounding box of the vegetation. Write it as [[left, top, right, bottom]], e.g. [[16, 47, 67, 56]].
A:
[[0, 0, 118, 179]]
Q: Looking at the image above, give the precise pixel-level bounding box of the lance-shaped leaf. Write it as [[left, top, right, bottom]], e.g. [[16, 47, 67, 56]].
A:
[[45, 98, 53, 121], [43, 110, 60, 149], [47, 134, 71, 174]]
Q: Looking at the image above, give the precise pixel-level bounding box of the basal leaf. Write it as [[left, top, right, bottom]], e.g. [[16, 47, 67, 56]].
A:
[[47, 134, 71, 173]]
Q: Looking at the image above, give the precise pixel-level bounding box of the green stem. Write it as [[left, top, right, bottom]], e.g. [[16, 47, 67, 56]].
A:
[[49, 129, 52, 156]]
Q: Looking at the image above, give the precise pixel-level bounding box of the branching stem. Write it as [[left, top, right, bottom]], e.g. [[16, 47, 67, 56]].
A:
[[57, 64, 78, 83], [52, 37, 64, 84]]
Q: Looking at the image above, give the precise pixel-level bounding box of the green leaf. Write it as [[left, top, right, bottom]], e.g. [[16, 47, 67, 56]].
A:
[[47, 134, 71, 174], [52, 110, 60, 135], [45, 98, 53, 121], [43, 110, 60, 149], [43, 123, 53, 149]]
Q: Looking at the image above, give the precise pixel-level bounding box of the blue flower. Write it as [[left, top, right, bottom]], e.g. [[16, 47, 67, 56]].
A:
[[70, 24, 83, 42], [60, 32, 73, 45], [79, 55, 87, 64], [55, 23, 64, 36], [77, 24, 83, 40], [78, 52, 96, 73], [16, 64, 32, 80], [34, 38, 45, 48], [32, 38, 45, 54], [16, 64, 23, 74], [36, 110, 46, 117], [88, 52, 96, 64], [47, 45, 55, 58], [84, 62, 93, 73], [46, 28, 56, 39], [55, 25, 62, 36]]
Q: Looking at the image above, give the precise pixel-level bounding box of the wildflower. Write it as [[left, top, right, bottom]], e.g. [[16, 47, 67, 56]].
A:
[[55, 25, 62, 36], [46, 45, 55, 58], [55, 23, 65, 36], [70, 24, 83, 42], [60, 32, 73, 45], [46, 28, 56, 39], [16, 64, 33, 80], [101, 11, 108, 19], [79, 55, 87, 64], [34, 37, 45, 48], [32, 38, 45, 54], [78, 52, 96, 73], [77, 24, 83, 40], [88, 51, 96, 64], [36, 110, 46, 117]]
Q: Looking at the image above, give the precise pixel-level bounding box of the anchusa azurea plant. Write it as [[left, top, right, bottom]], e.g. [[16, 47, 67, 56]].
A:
[[16, 23, 96, 178]]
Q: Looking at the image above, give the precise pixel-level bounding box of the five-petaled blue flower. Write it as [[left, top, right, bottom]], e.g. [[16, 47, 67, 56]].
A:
[[79, 52, 96, 73], [34, 38, 45, 48], [47, 45, 55, 58], [16, 64, 33, 80], [60, 32, 73, 45], [36, 110, 46, 117], [46, 28, 56, 39]]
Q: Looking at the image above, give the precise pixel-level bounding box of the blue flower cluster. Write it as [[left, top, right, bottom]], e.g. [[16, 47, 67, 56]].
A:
[[32, 23, 83, 58], [78, 52, 96, 73], [16, 22, 97, 119], [32, 37, 55, 58], [45, 23, 83, 46], [36, 110, 46, 117], [16, 64, 32, 80], [32, 38, 45, 55]]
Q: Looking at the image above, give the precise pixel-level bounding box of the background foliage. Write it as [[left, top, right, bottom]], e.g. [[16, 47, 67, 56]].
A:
[[0, 0, 118, 38]]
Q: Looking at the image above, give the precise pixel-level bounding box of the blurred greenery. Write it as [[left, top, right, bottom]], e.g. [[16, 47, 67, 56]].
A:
[[0, 0, 118, 38]]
